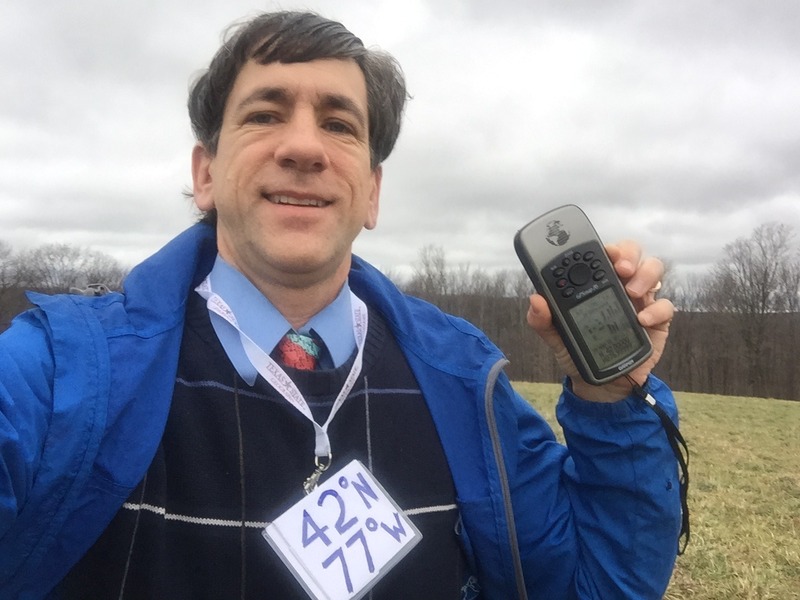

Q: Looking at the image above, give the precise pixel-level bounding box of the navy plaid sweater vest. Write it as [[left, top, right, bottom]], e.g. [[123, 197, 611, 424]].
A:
[[61, 292, 470, 599]]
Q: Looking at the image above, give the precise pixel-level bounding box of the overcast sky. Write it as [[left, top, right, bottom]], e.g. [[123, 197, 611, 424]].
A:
[[2, 0, 799, 282]]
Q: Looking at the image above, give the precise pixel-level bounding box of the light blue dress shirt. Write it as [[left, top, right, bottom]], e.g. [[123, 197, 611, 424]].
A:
[[201, 256, 357, 385]]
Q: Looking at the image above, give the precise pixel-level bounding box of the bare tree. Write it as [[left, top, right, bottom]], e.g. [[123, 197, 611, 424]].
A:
[[703, 222, 798, 314], [0, 241, 23, 328], [406, 244, 450, 299], [701, 222, 800, 395], [668, 272, 707, 312], [15, 243, 127, 293], [0, 240, 16, 298], [779, 248, 800, 312]]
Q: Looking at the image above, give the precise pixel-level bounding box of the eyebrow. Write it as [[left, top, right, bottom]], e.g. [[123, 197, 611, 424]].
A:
[[235, 86, 368, 131]]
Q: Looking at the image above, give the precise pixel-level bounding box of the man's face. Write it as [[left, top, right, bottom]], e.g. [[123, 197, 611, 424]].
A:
[[193, 58, 381, 291]]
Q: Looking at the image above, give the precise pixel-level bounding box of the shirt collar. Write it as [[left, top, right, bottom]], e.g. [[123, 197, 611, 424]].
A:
[[204, 256, 356, 383], [208, 256, 288, 355], [302, 282, 356, 368]]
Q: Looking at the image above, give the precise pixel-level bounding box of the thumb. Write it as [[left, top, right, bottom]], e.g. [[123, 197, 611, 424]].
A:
[[526, 294, 564, 350]]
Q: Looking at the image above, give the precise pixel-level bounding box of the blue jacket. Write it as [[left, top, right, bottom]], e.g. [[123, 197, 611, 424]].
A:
[[0, 223, 681, 599]]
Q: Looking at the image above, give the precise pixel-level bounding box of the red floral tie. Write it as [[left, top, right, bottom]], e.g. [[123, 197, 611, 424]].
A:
[[274, 332, 321, 370]]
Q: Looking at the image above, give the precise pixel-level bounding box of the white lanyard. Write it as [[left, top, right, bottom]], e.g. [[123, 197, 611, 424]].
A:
[[196, 276, 368, 464]]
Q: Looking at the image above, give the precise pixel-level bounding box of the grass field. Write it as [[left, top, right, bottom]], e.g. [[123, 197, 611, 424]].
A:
[[513, 382, 800, 600]]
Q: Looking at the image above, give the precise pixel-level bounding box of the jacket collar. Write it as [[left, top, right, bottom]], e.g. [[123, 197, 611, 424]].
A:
[[120, 222, 503, 374], [120, 223, 217, 334]]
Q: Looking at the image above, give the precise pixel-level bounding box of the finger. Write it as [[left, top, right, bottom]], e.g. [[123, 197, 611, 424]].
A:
[[625, 256, 665, 300], [638, 297, 674, 329], [526, 293, 551, 331], [526, 294, 579, 379], [605, 240, 642, 280], [645, 279, 663, 302]]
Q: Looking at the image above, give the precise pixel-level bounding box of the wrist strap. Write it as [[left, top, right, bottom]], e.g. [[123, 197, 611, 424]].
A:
[[627, 376, 690, 555]]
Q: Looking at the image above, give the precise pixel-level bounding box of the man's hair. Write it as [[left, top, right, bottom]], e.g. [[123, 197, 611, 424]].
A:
[[188, 12, 407, 225], [188, 11, 407, 166]]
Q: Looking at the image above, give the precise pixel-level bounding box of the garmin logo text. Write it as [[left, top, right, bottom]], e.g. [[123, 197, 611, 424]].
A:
[[616, 358, 635, 371], [576, 284, 600, 301]]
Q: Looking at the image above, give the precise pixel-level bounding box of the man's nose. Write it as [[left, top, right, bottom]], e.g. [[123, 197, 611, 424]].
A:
[[274, 113, 329, 173]]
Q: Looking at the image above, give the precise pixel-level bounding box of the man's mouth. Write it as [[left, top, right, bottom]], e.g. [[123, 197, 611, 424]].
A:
[[267, 194, 329, 208]]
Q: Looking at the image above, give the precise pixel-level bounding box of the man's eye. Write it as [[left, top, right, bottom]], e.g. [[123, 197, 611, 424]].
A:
[[325, 120, 354, 134], [247, 113, 275, 124]]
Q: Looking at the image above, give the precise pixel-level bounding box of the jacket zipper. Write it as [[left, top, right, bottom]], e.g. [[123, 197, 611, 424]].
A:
[[484, 358, 529, 600]]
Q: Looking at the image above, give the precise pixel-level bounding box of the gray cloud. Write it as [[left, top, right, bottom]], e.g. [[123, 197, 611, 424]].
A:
[[2, 0, 798, 283]]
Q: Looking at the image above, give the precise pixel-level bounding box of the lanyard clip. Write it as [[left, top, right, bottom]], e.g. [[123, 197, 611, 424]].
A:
[[303, 453, 332, 495]]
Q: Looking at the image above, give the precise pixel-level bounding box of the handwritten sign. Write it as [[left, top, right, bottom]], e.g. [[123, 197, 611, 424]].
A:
[[263, 460, 422, 600]]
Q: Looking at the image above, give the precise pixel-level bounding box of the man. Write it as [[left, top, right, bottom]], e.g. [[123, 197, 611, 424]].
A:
[[0, 11, 682, 600]]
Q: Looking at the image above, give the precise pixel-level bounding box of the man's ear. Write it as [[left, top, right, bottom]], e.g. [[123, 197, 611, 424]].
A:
[[364, 164, 382, 230], [192, 144, 215, 211]]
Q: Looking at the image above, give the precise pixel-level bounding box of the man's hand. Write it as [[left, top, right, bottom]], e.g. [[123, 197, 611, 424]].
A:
[[526, 240, 674, 403]]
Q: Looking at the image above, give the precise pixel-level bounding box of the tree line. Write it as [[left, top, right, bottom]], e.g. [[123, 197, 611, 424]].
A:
[[1, 222, 798, 400], [401, 222, 800, 401], [0, 241, 127, 330]]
